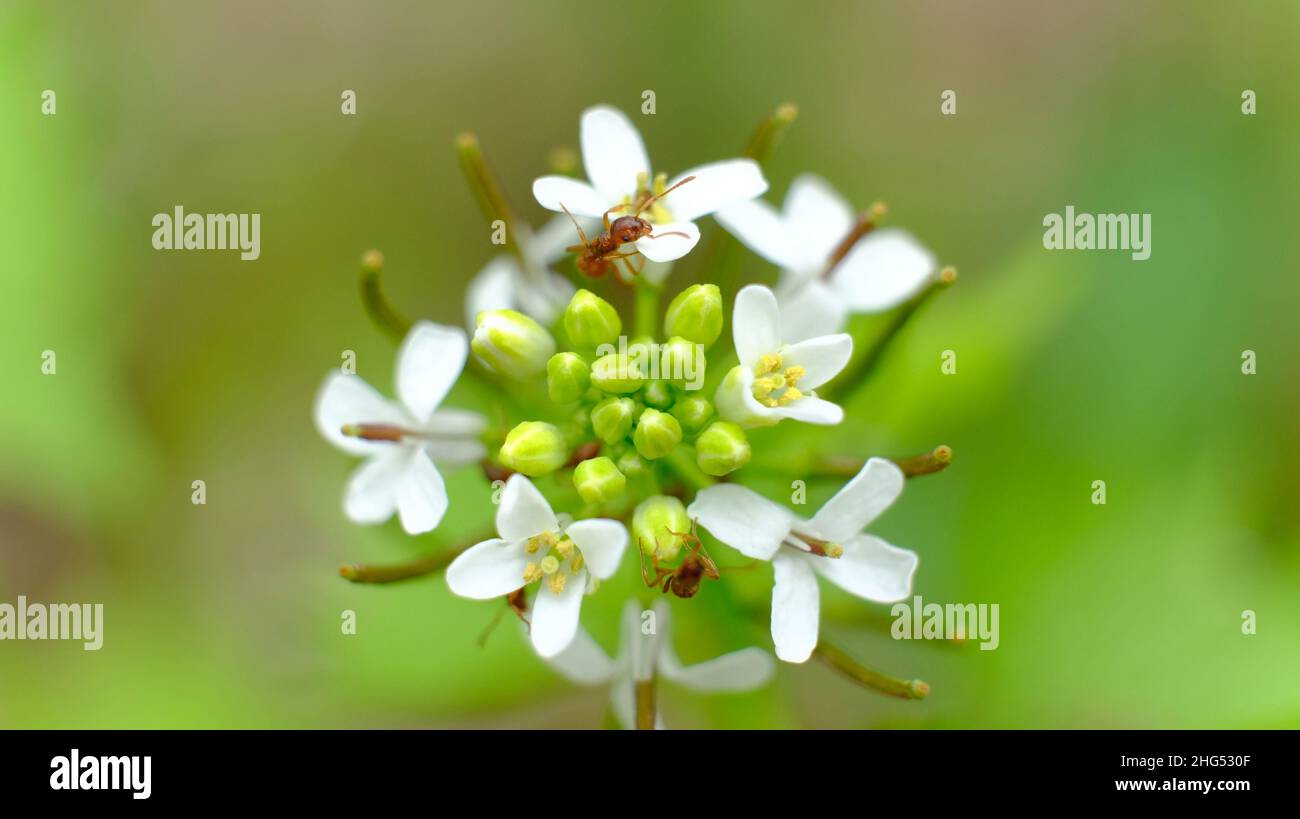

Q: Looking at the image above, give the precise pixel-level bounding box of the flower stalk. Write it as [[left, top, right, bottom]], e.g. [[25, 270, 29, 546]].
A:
[[814, 639, 930, 700], [358, 250, 413, 343]]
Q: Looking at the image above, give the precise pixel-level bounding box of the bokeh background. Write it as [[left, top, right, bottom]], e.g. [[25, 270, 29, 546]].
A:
[[3, 0, 1298, 728]]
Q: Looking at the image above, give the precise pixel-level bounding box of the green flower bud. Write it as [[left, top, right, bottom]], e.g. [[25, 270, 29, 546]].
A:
[[572, 456, 626, 504], [642, 379, 674, 410], [695, 421, 751, 476], [632, 495, 692, 561], [590, 352, 647, 394], [499, 421, 567, 476], [664, 283, 723, 348], [563, 289, 622, 349], [632, 408, 682, 460], [616, 450, 646, 478], [547, 352, 590, 404], [591, 397, 636, 444], [671, 395, 715, 436], [472, 309, 555, 380], [658, 336, 706, 390]]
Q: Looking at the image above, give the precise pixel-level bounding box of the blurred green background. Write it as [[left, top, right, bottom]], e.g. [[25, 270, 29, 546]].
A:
[[2, 0, 1298, 728]]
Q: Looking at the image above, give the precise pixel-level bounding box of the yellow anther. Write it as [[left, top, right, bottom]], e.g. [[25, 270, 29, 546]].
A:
[[779, 387, 803, 405], [523, 562, 543, 583], [757, 354, 783, 376], [547, 572, 568, 595], [555, 537, 575, 559], [825, 542, 844, 559], [526, 532, 558, 554], [570, 551, 585, 573], [752, 375, 778, 398], [783, 365, 806, 385], [652, 172, 668, 195], [540, 555, 561, 575], [761, 397, 779, 408]]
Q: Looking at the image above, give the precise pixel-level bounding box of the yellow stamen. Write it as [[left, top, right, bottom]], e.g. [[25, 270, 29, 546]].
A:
[[554, 537, 574, 559], [523, 562, 543, 583], [548, 572, 568, 594], [783, 365, 805, 385], [824, 542, 844, 559], [757, 354, 783, 375], [780, 387, 803, 404], [570, 551, 585, 573]]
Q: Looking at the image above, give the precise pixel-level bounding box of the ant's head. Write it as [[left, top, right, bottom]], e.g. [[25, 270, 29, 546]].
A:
[[609, 215, 654, 245]]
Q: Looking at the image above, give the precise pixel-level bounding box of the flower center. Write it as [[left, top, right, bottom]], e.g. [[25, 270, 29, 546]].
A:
[[522, 531, 585, 594], [751, 354, 807, 408], [785, 531, 843, 559], [615, 171, 674, 225]]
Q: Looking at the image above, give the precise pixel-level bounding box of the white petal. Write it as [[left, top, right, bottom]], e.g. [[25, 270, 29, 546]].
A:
[[532, 175, 609, 218], [610, 675, 636, 730], [395, 321, 468, 424], [497, 474, 558, 541], [831, 228, 937, 312], [666, 159, 768, 223], [713, 364, 781, 429], [341, 450, 406, 524], [780, 333, 853, 390], [661, 646, 776, 692], [528, 214, 588, 265], [655, 601, 774, 691], [635, 221, 699, 262], [514, 271, 575, 326], [314, 372, 407, 456], [464, 256, 518, 330], [784, 174, 855, 264], [394, 448, 448, 534], [808, 457, 905, 542], [732, 285, 782, 368], [422, 438, 486, 465], [687, 484, 796, 561], [531, 568, 587, 658], [581, 105, 651, 202], [445, 537, 529, 600], [809, 534, 917, 603], [771, 551, 820, 663], [714, 199, 801, 269], [543, 626, 620, 685], [424, 408, 488, 437], [776, 277, 848, 343], [565, 518, 628, 580], [638, 259, 673, 286], [772, 394, 843, 426]]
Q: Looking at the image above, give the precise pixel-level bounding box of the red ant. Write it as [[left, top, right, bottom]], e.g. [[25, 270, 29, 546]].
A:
[[559, 175, 695, 282], [638, 524, 720, 599]]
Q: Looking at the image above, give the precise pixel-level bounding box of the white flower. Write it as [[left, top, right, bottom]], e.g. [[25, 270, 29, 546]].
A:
[[716, 174, 938, 341], [314, 321, 486, 535], [531, 104, 768, 279], [713, 284, 853, 428], [464, 215, 578, 329], [687, 458, 918, 663], [545, 600, 774, 729], [445, 474, 627, 658]]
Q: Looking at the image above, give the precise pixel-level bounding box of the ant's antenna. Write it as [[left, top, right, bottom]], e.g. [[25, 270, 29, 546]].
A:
[[633, 175, 696, 218]]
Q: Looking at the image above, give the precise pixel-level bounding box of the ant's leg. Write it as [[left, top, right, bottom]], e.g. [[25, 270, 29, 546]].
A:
[[559, 203, 590, 246]]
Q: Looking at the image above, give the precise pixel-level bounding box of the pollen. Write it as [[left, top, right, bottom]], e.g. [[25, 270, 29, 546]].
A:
[[752, 356, 809, 407], [554, 537, 575, 559], [526, 532, 558, 554], [570, 551, 585, 573], [824, 542, 844, 559], [523, 562, 543, 583], [547, 572, 568, 595]]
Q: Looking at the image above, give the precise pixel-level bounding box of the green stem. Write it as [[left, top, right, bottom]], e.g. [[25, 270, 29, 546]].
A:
[[814, 640, 930, 700], [359, 250, 412, 343], [821, 267, 956, 403], [663, 446, 715, 493], [338, 533, 490, 584], [634, 279, 661, 339], [457, 132, 527, 267]]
